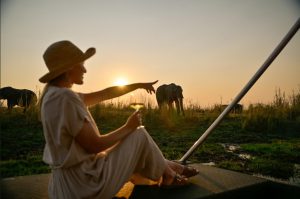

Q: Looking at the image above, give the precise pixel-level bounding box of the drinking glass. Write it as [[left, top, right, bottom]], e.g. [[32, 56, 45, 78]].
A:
[[130, 103, 145, 128]]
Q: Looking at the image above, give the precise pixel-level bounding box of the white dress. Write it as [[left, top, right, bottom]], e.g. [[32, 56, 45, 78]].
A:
[[41, 86, 166, 199]]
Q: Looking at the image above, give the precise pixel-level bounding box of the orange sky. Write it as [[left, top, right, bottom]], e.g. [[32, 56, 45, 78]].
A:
[[1, 0, 299, 108]]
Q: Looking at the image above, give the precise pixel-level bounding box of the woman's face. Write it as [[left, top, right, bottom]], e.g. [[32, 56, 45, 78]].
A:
[[67, 62, 87, 85]]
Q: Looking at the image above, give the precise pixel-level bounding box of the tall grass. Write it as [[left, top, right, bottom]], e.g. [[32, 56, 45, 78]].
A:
[[242, 88, 300, 133]]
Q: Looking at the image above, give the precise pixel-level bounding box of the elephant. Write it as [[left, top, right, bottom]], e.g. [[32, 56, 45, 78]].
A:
[[0, 87, 37, 112], [220, 103, 243, 114], [156, 83, 185, 115]]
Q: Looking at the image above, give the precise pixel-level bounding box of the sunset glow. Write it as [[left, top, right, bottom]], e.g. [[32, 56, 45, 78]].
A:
[[114, 78, 128, 86]]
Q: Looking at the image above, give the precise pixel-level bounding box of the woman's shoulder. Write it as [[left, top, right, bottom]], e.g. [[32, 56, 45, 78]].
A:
[[47, 86, 82, 103]]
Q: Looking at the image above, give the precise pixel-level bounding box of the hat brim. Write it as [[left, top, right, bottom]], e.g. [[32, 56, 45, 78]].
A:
[[39, 47, 96, 83]]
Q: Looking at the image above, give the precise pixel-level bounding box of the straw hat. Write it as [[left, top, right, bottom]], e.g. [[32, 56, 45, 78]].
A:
[[39, 40, 96, 83]]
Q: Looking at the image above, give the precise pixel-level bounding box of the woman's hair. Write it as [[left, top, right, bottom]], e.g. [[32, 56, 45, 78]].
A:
[[38, 73, 67, 120], [37, 83, 49, 121]]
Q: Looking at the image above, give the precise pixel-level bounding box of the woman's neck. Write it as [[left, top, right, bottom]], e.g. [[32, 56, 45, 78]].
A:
[[53, 81, 73, 88], [49, 74, 73, 88]]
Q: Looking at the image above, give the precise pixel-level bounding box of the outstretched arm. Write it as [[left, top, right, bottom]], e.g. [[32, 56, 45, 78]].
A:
[[81, 80, 158, 106]]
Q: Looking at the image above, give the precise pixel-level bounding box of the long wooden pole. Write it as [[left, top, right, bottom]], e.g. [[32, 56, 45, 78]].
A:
[[179, 18, 300, 163]]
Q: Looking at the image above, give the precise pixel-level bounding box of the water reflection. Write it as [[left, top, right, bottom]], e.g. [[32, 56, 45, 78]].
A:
[[201, 162, 216, 166], [289, 164, 300, 186], [220, 143, 252, 160], [238, 154, 252, 160]]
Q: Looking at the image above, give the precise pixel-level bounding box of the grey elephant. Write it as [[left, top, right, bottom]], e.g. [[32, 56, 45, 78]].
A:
[[0, 87, 37, 112], [156, 83, 185, 115], [221, 104, 243, 114]]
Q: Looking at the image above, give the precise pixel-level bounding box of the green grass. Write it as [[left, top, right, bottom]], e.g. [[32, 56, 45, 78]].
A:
[[241, 140, 300, 162], [1, 155, 50, 177], [247, 157, 294, 179], [0, 88, 300, 180], [217, 161, 245, 172]]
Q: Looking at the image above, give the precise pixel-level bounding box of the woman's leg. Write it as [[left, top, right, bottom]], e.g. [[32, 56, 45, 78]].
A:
[[99, 127, 167, 198]]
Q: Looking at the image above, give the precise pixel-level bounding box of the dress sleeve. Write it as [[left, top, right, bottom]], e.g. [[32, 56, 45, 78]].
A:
[[61, 91, 90, 137]]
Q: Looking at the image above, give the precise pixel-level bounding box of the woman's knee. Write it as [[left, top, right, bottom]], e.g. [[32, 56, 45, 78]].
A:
[[129, 127, 148, 142]]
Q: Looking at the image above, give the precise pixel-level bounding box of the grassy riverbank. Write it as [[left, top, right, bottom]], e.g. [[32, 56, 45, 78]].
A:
[[1, 89, 299, 183]]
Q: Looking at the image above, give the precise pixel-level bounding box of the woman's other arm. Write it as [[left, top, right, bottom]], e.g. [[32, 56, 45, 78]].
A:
[[75, 111, 141, 153]]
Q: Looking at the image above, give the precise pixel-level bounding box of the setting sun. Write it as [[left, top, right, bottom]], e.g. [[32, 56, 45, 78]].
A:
[[114, 78, 128, 86]]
